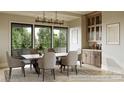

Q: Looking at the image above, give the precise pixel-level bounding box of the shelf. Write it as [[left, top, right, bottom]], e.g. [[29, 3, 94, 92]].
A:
[[88, 24, 102, 28]]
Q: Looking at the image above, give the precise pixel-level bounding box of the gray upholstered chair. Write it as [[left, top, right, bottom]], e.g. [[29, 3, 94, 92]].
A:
[[61, 51, 78, 76], [12, 49, 38, 70], [48, 48, 55, 52], [78, 53, 82, 67], [6, 52, 25, 79], [37, 52, 56, 81]]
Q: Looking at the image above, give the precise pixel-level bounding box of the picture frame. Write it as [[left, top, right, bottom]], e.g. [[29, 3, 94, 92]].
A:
[[106, 22, 120, 45]]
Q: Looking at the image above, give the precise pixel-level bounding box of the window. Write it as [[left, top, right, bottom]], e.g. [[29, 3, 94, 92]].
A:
[[11, 23, 68, 54], [34, 25, 52, 50], [11, 23, 33, 50], [53, 27, 68, 52]]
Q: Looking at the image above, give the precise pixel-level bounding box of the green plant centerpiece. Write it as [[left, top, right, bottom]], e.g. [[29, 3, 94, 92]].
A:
[[36, 43, 44, 55]]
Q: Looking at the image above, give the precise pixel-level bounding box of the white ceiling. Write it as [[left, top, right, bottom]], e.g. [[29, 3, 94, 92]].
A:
[[1, 11, 91, 21]]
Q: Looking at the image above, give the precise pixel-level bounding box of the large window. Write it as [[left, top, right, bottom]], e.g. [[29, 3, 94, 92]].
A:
[[53, 27, 68, 52], [34, 26, 52, 49], [11, 23, 33, 50], [11, 23, 68, 54]]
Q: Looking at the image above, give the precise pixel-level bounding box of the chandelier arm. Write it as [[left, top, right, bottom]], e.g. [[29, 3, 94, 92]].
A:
[[35, 11, 64, 25]]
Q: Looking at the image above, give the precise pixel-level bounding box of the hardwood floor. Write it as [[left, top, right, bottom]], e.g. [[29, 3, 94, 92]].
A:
[[0, 64, 124, 82]]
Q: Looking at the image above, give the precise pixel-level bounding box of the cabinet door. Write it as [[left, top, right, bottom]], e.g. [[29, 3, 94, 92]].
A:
[[82, 52, 88, 64], [82, 51, 91, 65], [90, 51, 95, 65], [95, 52, 101, 67], [91, 52, 101, 67], [86, 51, 91, 65]]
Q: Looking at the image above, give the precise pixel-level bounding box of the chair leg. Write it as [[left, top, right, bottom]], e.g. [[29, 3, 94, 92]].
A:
[[60, 65, 63, 73], [75, 65, 78, 75], [67, 66, 69, 76], [71, 66, 73, 71], [22, 67, 25, 77], [30, 64, 32, 71], [64, 66, 65, 71], [42, 69, 45, 81], [80, 61, 82, 67], [51, 69, 53, 75], [53, 69, 55, 80], [38, 69, 40, 77], [9, 67, 12, 79]]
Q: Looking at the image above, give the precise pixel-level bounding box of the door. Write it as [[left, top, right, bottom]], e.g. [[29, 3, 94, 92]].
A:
[[69, 27, 81, 54]]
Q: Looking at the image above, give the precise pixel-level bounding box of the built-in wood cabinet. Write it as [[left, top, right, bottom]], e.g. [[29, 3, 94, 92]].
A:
[[82, 50, 91, 65], [82, 49, 101, 68], [86, 12, 102, 48], [81, 12, 102, 68]]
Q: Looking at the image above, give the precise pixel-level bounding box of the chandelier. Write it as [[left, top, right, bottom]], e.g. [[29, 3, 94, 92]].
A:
[[35, 11, 64, 25]]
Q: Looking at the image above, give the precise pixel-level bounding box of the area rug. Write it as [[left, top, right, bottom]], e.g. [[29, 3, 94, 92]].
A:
[[4, 66, 124, 82]]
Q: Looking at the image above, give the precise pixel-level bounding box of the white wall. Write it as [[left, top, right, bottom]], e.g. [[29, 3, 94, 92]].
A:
[[0, 13, 68, 68], [102, 12, 124, 74]]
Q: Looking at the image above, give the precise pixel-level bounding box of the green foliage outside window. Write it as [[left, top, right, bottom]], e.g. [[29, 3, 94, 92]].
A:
[[12, 24, 67, 52], [12, 27, 32, 49], [36, 28, 51, 50]]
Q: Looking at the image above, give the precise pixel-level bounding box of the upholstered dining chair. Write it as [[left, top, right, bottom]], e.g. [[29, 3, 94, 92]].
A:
[[48, 48, 63, 66], [78, 53, 83, 67], [11, 49, 34, 70], [61, 51, 78, 76], [37, 52, 56, 81], [6, 52, 25, 79], [48, 48, 56, 52]]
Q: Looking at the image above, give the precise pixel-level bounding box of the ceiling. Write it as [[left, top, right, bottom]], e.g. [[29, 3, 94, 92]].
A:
[[1, 11, 91, 21]]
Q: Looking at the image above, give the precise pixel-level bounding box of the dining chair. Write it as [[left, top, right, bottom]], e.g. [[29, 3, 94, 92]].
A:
[[78, 53, 83, 67], [30, 48, 38, 54], [48, 48, 63, 66], [6, 51, 25, 79], [61, 51, 78, 76], [48, 48, 56, 52], [11, 49, 32, 70], [43, 48, 48, 54], [37, 52, 56, 81]]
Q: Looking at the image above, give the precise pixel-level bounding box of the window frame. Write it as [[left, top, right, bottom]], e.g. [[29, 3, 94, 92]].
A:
[[34, 25, 53, 49], [11, 22, 68, 55], [11, 23, 33, 55], [53, 26, 68, 52]]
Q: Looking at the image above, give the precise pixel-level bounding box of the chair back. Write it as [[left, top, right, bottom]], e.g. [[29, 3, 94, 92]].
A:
[[6, 51, 24, 68], [11, 49, 22, 59], [48, 48, 55, 52], [12, 49, 31, 59], [43, 48, 48, 54], [30, 49, 38, 54], [67, 51, 78, 65], [43, 52, 56, 69]]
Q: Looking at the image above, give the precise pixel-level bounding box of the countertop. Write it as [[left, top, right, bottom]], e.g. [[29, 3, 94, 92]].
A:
[[82, 49, 102, 52]]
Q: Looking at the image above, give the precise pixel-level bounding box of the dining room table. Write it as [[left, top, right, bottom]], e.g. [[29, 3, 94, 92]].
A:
[[21, 52, 68, 74]]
